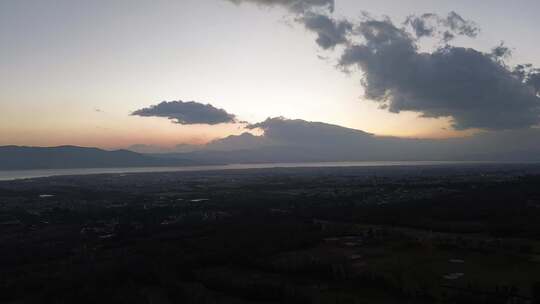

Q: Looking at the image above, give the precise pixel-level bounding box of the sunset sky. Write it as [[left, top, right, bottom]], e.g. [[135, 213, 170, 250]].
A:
[[1, 0, 540, 149]]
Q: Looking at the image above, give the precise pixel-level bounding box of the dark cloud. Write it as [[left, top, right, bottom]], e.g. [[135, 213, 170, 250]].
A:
[[446, 11, 480, 38], [491, 42, 512, 61], [300, 12, 352, 49], [226, 0, 343, 49], [227, 2, 540, 130], [404, 13, 437, 38], [247, 116, 371, 145], [404, 11, 479, 42], [337, 17, 540, 130], [528, 73, 540, 95], [513, 64, 540, 96], [227, 0, 353, 52], [132, 100, 237, 125], [226, 0, 334, 13]]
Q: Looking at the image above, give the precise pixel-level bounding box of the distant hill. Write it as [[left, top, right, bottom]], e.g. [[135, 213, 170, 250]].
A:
[[5, 118, 540, 171], [149, 118, 540, 163], [0, 146, 197, 170]]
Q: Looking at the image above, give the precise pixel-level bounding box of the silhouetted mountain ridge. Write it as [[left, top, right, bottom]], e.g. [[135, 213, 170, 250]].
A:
[[0, 146, 196, 170], [149, 118, 540, 163]]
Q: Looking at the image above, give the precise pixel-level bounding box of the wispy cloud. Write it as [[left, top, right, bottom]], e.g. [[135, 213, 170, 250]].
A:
[[226, 0, 334, 13]]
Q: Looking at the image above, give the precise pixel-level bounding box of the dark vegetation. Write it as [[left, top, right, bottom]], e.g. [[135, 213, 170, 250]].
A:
[[1, 165, 540, 303]]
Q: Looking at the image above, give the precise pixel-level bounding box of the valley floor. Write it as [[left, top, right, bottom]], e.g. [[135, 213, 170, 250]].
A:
[[1, 165, 540, 303]]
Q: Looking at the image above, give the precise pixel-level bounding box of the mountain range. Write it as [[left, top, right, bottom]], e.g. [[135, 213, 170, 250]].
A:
[[0, 146, 196, 170], [3, 117, 540, 170], [147, 117, 540, 163]]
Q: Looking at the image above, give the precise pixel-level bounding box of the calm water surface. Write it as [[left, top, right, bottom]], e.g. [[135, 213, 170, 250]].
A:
[[0, 161, 513, 181]]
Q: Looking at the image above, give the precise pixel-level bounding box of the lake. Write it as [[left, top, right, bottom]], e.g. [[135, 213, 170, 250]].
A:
[[0, 161, 521, 181]]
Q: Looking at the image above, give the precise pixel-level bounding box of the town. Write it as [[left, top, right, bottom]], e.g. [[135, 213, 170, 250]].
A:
[[2, 164, 540, 303]]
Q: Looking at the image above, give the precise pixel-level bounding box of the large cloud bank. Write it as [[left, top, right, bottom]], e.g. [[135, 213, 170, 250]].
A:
[[226, 1, 540, 130]]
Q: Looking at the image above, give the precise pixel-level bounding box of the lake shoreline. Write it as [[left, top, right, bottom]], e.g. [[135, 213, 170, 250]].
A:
[[1, 160, 538, 181]]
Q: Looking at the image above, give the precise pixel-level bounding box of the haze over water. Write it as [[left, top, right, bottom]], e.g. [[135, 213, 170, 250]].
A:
[[0, 161, 527, 181]]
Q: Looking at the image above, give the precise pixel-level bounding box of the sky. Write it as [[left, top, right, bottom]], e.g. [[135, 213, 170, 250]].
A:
[[1, 0, 539, 149]]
